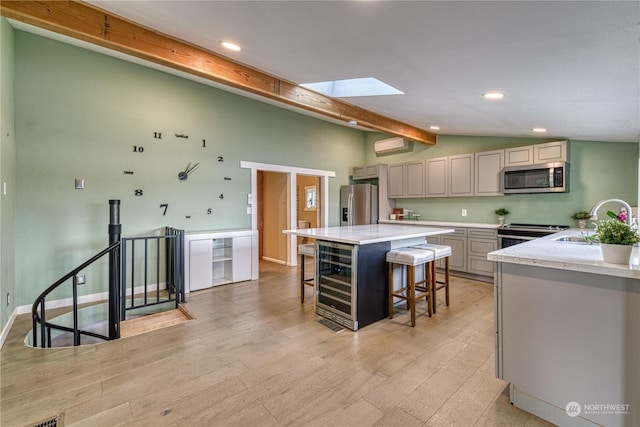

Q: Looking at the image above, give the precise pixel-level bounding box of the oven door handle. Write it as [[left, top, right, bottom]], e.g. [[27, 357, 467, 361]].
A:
[[498, 234, 538, 241]]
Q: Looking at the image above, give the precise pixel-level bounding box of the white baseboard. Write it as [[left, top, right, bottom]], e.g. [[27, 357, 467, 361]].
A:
[[15, 282, 168, 315], [0, 307, 18, 350], [261, 256, 287, 265]]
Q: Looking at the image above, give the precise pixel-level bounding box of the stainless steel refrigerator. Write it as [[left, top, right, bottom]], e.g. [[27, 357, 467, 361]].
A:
[[340, 184, 378, 225]]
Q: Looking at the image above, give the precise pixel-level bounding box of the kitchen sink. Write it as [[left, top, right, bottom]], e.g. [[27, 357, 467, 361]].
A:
[[553, 236, 590, 244]]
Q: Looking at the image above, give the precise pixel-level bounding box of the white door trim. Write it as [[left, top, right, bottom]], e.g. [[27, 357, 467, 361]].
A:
[[240, 161, 335, 266]]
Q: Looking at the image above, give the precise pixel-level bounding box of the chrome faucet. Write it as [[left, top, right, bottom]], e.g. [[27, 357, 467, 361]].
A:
[[588, 199, 632, 225]]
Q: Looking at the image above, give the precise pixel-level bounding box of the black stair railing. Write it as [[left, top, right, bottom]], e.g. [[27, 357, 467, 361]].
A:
[[31, 200, 185, 348], [120, 227, 185, 318], [31, 241, 121, 348], [32, 199, 122, 348]]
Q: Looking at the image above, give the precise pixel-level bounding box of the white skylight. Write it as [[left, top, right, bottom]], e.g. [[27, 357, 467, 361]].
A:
[[300, 77, 404, 98]]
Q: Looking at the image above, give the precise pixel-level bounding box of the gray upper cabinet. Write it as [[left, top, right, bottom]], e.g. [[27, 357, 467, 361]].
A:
[[387, 163, 405, 198], [352, 163, 383, 180], [505, 140, 568, 167], [533, 140, 568, 163], [504, 145, 534, 167], [448, 154, 474, 197], [405, 160, 426, 197], [385, 141, 566, 200], [388, 161, 425, 198], [475, 149, 504, 196], [426, 157, 448, 197]]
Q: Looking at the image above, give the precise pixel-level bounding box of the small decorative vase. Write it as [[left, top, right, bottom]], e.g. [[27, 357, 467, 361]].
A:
[[497, 215, 505, 226], [577, 219, 587, 230], [600, 243, 632, 264]]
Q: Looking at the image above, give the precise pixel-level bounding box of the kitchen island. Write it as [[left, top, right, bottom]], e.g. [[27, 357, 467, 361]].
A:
[[488, 229, 640, 427], [284, 224, 454, 330]]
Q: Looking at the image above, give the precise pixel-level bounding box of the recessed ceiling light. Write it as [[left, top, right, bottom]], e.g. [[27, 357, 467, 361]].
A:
[[532, 128, 547, 133], [482, 92, 505, 100], [221, 41, 241, 51], [430, 126, 440, 131]]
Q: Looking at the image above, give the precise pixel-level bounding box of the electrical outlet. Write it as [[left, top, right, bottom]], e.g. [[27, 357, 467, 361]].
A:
[[246, 206, 251, 215], [76, 274, 86, 285], [461, 209, 468, 217]]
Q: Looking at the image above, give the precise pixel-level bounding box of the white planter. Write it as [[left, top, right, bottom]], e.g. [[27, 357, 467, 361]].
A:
[[497, 215, 506, 226], [576, 219, 587, 230], [600, 243, 633, 264]]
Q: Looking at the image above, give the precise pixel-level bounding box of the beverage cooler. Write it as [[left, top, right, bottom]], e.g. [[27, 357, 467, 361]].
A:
[[316, 240, 389, 330]]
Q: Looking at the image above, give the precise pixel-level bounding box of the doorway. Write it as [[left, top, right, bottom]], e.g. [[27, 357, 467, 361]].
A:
[[258, 171, 288, 264], [242, 161, 335, 266], [295, 175, 321, 245]]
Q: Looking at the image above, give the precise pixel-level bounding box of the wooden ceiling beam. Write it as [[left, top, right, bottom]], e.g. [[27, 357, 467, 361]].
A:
[[1, 1, 436, 145]]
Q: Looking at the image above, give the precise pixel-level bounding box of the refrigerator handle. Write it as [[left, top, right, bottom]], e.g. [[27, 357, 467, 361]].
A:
[[348, 193, 353, 226]]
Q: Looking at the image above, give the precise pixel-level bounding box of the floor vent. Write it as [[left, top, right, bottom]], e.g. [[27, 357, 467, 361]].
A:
[[317, 318, 345, 333], [32, 413, 64, 427]]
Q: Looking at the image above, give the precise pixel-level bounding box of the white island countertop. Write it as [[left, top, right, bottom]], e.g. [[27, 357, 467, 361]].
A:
[[488, 228, 640, 279], [283, 224, 454, 245]]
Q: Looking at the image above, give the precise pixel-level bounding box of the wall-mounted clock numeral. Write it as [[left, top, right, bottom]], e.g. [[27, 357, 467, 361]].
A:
[[202, 139, 206, 148], [133, 146, 144, 153], [224, 177, 231, 181], [207, 208, 212, 215], [153, 132, 162, 139], [217, 156, 224, 162], [123, 170, 134, 175], [134, 189, 144, 196], [160, 203, 168, 215], [185, 215, 191, 219], [219, 193, 224, 199]]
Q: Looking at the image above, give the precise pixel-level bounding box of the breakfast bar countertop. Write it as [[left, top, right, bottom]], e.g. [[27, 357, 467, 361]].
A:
[[283, 224, 454, 245], [488, 228, 640, 279]]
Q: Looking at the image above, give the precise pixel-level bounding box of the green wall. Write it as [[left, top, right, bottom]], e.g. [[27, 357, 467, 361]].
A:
[[12, 30, 365, 309], [3, 25, 638, 335], [365, 134, 638, 225], [1, 18, 17, 334]]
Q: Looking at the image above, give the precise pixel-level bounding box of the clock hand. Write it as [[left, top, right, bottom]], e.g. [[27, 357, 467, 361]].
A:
[[178, 162, 200, 181], [185, 162, 200, 175]]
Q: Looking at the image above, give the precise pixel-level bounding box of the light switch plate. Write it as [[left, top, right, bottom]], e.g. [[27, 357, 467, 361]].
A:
[[246, 206, 251, 215], [75, 178, 85, 189], [247, 194, 252, 205]]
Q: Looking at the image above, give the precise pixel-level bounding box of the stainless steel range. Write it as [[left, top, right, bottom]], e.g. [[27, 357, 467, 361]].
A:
[[498, 223, 570, 248]]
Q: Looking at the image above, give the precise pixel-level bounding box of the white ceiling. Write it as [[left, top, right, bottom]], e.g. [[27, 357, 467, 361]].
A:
[[62, 1, 640, 142]]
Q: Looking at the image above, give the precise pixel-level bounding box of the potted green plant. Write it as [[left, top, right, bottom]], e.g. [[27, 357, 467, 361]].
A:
[[570, 210, 591, 230], [494, 208, 510, 226], [593, 213, 639, 264]]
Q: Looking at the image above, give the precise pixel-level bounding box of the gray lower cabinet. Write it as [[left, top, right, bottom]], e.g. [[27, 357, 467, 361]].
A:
[[426, 227, 496, 280], [442, 230, 467, 272], [467, 229, 497, 276]]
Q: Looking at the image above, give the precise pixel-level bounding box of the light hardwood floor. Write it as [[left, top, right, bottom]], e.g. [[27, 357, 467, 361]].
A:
[[1, 262, 555, 427]]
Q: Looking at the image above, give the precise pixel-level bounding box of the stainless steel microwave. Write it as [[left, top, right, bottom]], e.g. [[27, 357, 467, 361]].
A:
[[502, 162, 568, 194]]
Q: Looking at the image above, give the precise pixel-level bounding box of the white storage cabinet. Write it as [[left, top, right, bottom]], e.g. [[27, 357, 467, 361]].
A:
[[185, 229, 258, 292]]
